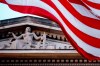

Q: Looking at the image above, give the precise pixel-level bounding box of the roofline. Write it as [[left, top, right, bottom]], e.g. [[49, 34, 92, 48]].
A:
[[0, 16, 61, 31], [0, 22, 62, 31]]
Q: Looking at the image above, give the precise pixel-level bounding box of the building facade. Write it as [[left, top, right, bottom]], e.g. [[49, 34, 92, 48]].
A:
[[0, 16, 99, 66]]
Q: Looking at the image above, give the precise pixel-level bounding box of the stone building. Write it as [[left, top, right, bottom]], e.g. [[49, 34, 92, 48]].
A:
[[0, 16, 99, 66]]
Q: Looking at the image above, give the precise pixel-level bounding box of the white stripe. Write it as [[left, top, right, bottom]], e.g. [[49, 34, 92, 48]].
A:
[[88, 6, 100, 17], [5, 0, 41, 6], [81, 0, 100, 17], [5, 0, 58, 21], [5, 0, 100, 57], [88, 0, 100, 4], [52, 0, 100, 39], [70, 3, 99, 20]]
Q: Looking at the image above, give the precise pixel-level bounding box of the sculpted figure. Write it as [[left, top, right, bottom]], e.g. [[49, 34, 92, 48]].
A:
[[10, 27, 41, 49], [10, 32, 23, 49], [23, 27, 40, 46], [41, 32, 46, 49], [0, 42, 10, 49], [36, 32, 46, 49]]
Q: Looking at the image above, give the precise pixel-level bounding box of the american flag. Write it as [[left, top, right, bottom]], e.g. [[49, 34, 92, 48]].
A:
[[1, 0, 100, 60]]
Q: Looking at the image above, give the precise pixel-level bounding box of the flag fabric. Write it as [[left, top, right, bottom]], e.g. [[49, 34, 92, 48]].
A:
[[0, 0, 100, 60]]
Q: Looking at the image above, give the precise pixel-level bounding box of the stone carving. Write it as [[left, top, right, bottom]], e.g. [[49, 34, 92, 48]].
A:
[[0, 41, 11, 49], [0, 27, 74, 50], [8, 27, 46, 49]]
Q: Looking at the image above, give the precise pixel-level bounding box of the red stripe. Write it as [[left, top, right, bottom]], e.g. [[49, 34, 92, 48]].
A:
[[0, 0, 60, 23], [68, 0, 90, 10], [0, 0, 7, 3], [82, 0, 100, 9], [7, 4, 60, 24], [42, 0, 100, 48], [60, 0, 100, 30]]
